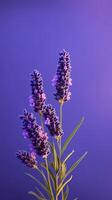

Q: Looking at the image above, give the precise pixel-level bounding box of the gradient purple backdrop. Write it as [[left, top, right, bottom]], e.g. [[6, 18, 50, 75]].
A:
[[0, 0, 112, 199]]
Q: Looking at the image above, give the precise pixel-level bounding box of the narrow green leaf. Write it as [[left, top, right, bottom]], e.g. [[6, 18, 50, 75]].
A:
[[65, 152, 88, 178], [48, 168, 56, 190], [36, 168, 47, 184], [63, 150, 75, 164], [45, 157, 55, 200], [53, 142, 59, 172], [63, 185, 69, 200], [60, 162, 67, 180], [41, 163, 56, 190], [25, 173, 49, 194], [34, 168, 50, 197], [35, 187, 46, 199], [61, 117, 84, 155], [28, 191, 44, 200], [57, 175, 72, 197], [49, 142, 60, 173]]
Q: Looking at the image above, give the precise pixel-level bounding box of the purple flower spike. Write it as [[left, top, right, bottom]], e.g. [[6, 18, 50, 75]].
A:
[[20, 109, 50, 158], [30, 70, 46, 114], [52, 49, 72, 104], [43, 104, 63, 137], [16, 150, 37, 168]]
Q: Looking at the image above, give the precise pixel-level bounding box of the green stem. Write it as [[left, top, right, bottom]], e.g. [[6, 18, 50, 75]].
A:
[[39, 113, 54, 199], [57, 103, 64, 200], [60, 102, 63, 127], [59, 102, 63, 159], [56, 174, 58, 200], [60, 103, 64, 200], [45, 157, 54, 200]]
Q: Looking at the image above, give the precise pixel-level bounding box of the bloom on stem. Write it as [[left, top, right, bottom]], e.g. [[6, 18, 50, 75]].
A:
[[20, 109, 50, 158], [16, 150, 37, 168], [43, 104, 63, 137], [52, 49, 72, 103], [29, 70, 46, 114]]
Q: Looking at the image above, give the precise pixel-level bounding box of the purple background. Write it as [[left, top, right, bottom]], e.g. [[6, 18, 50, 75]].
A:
[[0, 0, 112, 199]]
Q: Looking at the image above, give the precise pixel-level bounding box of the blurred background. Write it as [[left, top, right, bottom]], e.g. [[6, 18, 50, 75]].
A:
[[0, 0, 112, 199]]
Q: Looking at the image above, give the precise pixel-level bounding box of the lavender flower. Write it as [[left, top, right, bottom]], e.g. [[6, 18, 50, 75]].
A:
[[20, 109, 50, 158], [29, 70, 46, 114], [43, 104, 63, 137], [16, 150, 37, 168], [52, 49, 72, 104]]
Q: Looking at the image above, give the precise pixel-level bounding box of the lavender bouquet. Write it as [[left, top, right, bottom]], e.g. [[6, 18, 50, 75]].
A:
[[16, 49, 87, 200]]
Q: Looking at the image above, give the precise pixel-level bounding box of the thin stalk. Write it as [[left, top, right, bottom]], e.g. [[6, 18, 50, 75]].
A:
[[59, 102, 63, 159], [39, 113, 54, 199], [45, 157, 54, 200], [55, 102, 63, 200], [56, 195, 58, 200], [60, 102, 63, 127], [59, 102, 64, 200], [56, 175, 58, 200]]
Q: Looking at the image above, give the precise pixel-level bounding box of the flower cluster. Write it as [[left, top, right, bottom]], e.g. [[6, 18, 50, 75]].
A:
[[43, 104, 63, 137], [16, 150, 37, 168], [52, 49, 72, 103], [29, 70, 46, 114], [20, 109, 50, 158]]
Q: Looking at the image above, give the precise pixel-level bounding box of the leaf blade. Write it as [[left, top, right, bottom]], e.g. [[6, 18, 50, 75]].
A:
[[36, 168, 47, 184], [63, 185, 69, 200], [35, 187, 46, 199], [52, 142, 59, 172], [63, 150, 75, 164], [41, 162, 56, 190], [28, 191, 44, 200], [60, 162, 67, 180], [25, 173, 49, 194], [57, 176, 73, 197], [65, 152, 88, 178], [61, 117, 84, 155]]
